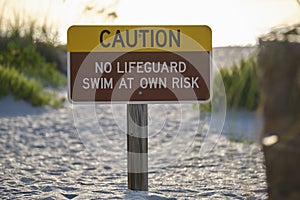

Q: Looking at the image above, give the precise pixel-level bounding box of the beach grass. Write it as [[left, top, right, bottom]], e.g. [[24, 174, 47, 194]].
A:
[[0, 65, 62, 107], [198, 52, 261, 112], [0, 6, 66, 107], [221, 55, 260, 110]]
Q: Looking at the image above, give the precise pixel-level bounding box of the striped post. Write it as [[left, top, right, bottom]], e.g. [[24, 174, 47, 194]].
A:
[[127, 104, 148, 191]]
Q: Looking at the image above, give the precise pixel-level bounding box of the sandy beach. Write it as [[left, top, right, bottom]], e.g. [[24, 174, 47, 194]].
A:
[[0, 46, 267, 199]]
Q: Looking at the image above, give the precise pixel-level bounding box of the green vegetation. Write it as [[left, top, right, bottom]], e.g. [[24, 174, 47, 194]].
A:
[[0, 65, 62, 107], [198, 53, 261, 111], [221, 55, 260, 110], [0, 14, 67, 107], [0, 39, 66, 87]]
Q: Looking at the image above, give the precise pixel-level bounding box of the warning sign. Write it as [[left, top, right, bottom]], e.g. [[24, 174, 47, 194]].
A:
[[67, 26, 212, 103]]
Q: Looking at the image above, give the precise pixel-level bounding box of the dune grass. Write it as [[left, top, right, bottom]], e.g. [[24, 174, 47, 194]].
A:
[[0, 39, 66, 87], [198, 53, 261, 111], [0, 7, 67, 107], [0, 65, 62, 107], [221, 55, 260, 110]]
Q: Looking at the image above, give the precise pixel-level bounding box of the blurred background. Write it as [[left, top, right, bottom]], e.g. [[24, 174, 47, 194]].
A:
[[0, 0, 300, 199], [0, 0, 299, 108], [1, 0, 300, 46]]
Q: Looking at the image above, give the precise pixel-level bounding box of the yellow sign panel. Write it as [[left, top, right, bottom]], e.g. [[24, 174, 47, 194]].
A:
[[67, 25, 212, 52]]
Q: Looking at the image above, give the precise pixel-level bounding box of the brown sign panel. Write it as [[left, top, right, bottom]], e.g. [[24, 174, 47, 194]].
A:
[[68, 51, 210, 103], [67, 25, 212, 103]]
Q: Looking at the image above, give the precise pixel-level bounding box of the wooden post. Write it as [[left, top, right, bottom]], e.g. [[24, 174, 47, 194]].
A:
[[127, 104, 148, 191]]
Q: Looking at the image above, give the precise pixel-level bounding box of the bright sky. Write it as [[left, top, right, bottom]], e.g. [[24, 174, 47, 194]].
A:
[[115, 0, 300, 46], [2, 0, 300, 47]]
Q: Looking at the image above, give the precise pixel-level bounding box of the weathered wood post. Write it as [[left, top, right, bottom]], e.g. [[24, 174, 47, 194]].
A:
[[258, 27, 300, 199], [127, 104, 148, 191]]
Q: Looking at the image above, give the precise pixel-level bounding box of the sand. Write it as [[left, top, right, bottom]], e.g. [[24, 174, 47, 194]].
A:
[[0, 46, 267, 199]]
